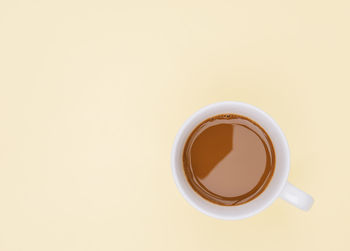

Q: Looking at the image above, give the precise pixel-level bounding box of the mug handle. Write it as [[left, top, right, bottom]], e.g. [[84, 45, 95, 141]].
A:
[[279, 182, 314, 211]]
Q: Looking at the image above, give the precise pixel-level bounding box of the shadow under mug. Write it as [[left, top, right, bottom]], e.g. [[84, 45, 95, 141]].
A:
[[171, 101, 314, 220]]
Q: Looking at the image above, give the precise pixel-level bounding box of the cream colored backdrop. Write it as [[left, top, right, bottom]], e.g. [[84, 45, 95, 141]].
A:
[[0, 1, 349, 250]]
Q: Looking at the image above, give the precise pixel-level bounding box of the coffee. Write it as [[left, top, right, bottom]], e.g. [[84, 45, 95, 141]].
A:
[[183, 114, 275, 206]]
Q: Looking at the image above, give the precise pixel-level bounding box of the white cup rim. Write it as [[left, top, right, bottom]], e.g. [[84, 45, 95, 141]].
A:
[[171, 101, 290, 220]]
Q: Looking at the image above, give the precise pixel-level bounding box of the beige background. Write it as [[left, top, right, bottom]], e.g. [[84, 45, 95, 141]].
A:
[[1, 1, 350, 250]]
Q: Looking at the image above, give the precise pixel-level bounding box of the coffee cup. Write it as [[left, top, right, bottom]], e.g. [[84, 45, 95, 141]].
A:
[[171, 101, 314, 220]]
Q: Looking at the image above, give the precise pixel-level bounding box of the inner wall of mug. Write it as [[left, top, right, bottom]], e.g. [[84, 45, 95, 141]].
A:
[[171, 101, 290, 220]]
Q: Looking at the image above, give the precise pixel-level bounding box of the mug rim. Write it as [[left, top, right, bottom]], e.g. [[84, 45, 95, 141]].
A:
[[171, 101, 290, 220]]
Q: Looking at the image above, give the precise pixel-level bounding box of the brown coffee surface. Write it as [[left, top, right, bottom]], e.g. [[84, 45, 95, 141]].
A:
[[183, 114, 275, 206]]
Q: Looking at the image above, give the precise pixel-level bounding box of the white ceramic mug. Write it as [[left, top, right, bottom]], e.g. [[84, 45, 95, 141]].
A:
[[171, 101, 314, 220]]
